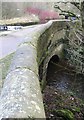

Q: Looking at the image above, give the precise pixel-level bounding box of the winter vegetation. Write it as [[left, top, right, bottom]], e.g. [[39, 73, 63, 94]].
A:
[[0, 1, 84, 119]]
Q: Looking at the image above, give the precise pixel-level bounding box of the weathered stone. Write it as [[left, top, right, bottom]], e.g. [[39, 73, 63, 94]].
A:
[[9, 44, 38, 75], [0, 20, 70, 119], [0, 68, 45, 118]]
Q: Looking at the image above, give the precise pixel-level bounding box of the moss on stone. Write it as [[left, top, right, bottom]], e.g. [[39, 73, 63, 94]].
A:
[[54, 109, 74, 120], [0, 52, 14, 91], [40, 79, 47, 92]]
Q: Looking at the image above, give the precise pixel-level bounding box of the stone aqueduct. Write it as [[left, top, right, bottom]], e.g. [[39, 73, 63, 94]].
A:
[[0, 20, 71, 119]]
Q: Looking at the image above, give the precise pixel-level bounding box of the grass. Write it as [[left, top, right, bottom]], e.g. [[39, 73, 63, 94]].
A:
[[0, 52, 14, 92]]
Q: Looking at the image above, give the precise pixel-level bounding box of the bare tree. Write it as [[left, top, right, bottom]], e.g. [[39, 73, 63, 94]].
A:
[[54, 1, 84, 74]]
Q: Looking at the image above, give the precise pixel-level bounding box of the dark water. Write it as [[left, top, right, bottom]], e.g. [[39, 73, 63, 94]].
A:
[[46, 60, 84, 100]]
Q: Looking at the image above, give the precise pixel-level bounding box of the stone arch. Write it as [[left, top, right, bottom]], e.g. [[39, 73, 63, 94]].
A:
[[40, 53, 61, 91], [48, 55, 60, 64]]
